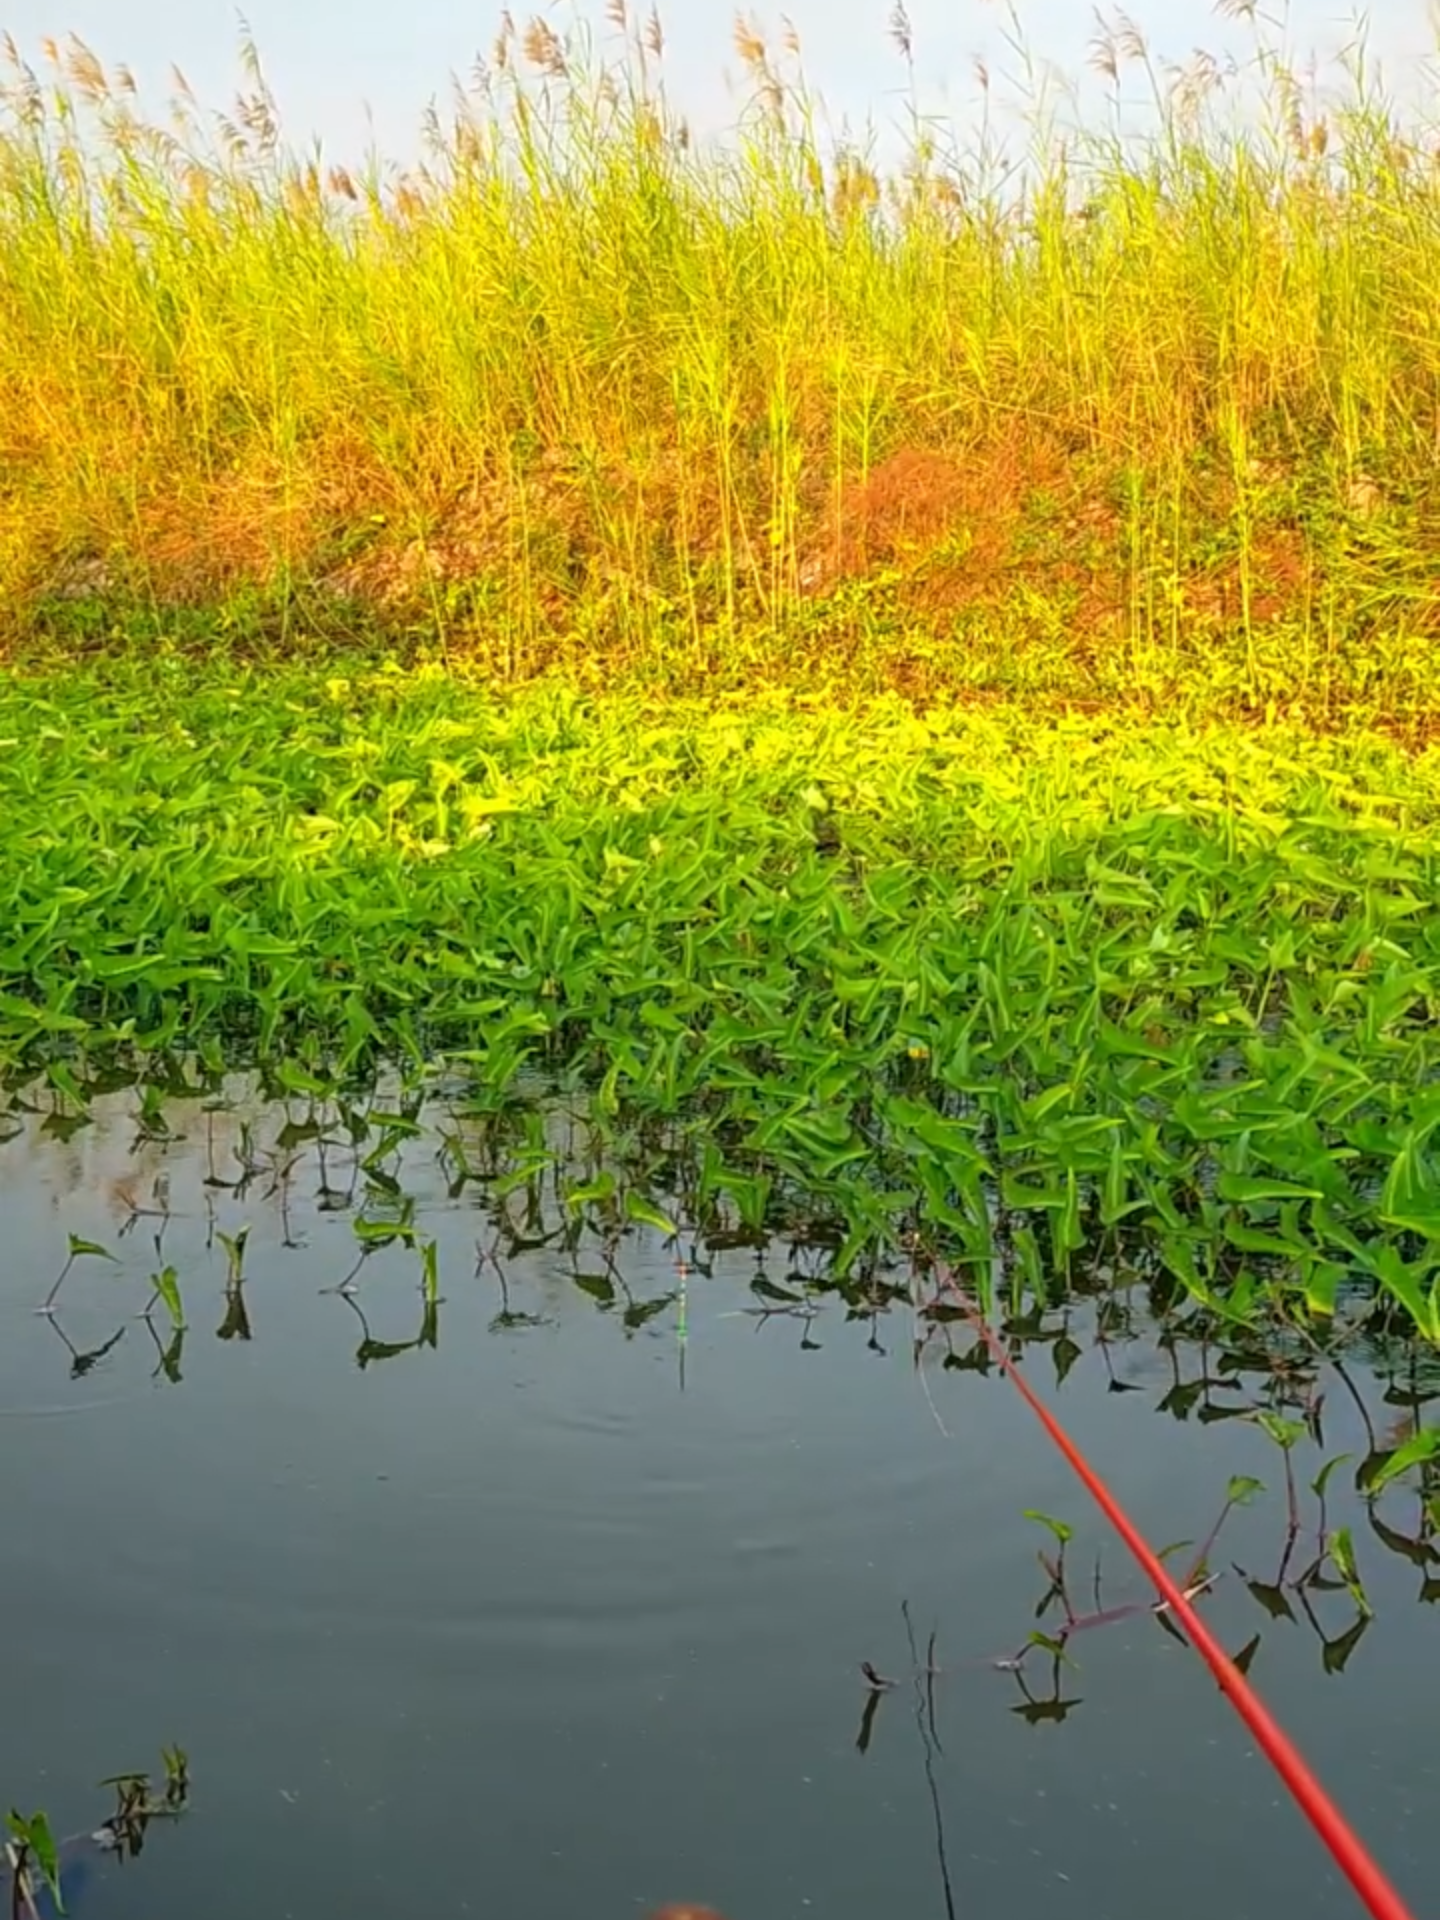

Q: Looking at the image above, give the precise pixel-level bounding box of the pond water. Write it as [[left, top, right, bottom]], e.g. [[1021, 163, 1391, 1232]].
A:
[[0, 1077, 1435, 1920]]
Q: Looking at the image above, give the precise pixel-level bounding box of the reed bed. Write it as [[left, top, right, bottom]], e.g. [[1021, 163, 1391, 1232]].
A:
[[2, 7, 1440, 712]]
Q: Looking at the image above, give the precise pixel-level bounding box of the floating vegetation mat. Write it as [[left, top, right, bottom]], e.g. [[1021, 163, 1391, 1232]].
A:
[[3, 658, 1440, 1339]]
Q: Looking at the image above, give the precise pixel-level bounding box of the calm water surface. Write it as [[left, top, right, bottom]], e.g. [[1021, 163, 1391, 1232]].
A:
[[0, 1081, 1434, 1920]]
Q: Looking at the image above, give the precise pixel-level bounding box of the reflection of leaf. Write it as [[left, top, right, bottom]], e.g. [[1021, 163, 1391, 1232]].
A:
[[489, 1310, 551, 1334], [1158, 1380, 1205, 1420], [1197, 1401, 1248, 1425], [1051, 1334, 1082, 1385], [1154, 1609, 1191, 1649], [215, 1288, 252, 1343], [1366, 1509, 1437, 1569], [623, 1294, 674, 1331], [1010, 1695, 1081, 1725], [1231, 1633, 1262, 1677], [68, 1327, 126, 1378], [1302, 1568, 1347, 1594], [153, 1323, 185, 1385], [855, 1691, 883, 1755], [573, 1273, 615, 1308], [1243, 1578, 1295, 1623], [356, 1336, 420, 1368], [751, 1276, 803, 1304], [704, 1227, 766, 1251], [1321, 1613, 1372, 1675]]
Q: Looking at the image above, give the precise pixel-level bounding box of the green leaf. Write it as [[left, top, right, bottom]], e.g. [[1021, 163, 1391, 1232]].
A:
[[1366, 1429, 1440, 1496], [66, 1234, 117, 1263], [149, 1265, 185, 1328], [1379, 1132, 1440, 1240], [420, 1238, 440, 1303], [218, 1226, 250, 1286], [565, 1172, 618, 1210], [1217, 1172, 1324, 1204], [622, 1191, 680, 1239], [1024, 1629, 1074, 1665], [353, 1214, 416, 1247], [6, 1809, 63, 1912], [1310, 1453, 1351, 1500], [1328, 1527, 1372, 1617], [1253, 1411, 1305, 1451], [1024, 1509, 1073, 1546]]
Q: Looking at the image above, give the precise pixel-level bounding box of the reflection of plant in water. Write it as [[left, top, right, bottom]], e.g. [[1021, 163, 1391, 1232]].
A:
[[858, 1327, 1438, 1744], [38, 1218, 189, 1383], [857, 1490, 1232, 1750], [340, 1282, 440, 1370], [216, 1227, 253, 1342], [4, 1748, 188, 1920], [1231, 1410, 1440, 1673], [14, 1074, 1439, 1708]]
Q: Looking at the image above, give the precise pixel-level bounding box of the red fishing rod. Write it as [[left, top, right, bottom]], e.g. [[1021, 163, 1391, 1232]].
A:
[[932, 1262, 1417, 1920]]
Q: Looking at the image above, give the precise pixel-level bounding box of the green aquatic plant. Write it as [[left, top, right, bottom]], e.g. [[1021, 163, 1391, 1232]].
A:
[[3, 1750, 189, 1920], [5, 1811, 61, 1920], [2, 660, 1440, 1333]]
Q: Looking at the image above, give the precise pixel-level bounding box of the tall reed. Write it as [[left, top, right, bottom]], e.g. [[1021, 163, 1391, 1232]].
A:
[[2, 6, 1440, 710]]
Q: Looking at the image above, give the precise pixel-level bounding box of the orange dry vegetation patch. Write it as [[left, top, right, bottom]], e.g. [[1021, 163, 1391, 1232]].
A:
[[27, 424, 410, 607], [321, 448, 706, 609], [1186, 526, 1312, 629], [798, 434, 1128, 635], [138, 468, 325, 595]]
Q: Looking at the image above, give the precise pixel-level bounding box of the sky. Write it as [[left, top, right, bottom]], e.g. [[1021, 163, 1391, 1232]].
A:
[[0, 0, 1435, 173]]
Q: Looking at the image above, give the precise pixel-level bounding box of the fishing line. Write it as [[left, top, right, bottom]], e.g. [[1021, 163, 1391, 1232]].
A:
[[933, 1262, 1418, 1920]]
